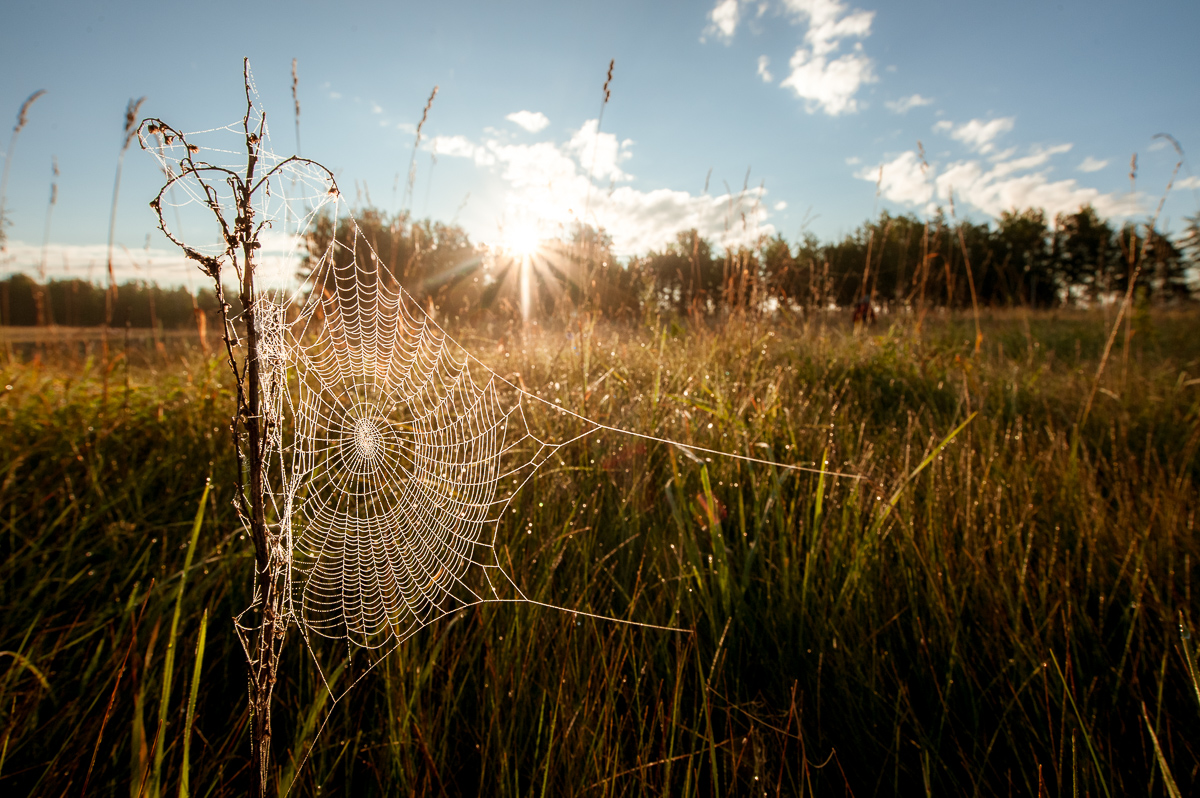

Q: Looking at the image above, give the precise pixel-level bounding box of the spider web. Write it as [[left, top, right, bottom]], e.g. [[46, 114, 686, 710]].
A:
[[140, 90, 607, 675], [141, 75, 857, 713], [140, 79, 874, 793], [283, 216, 592, 654]]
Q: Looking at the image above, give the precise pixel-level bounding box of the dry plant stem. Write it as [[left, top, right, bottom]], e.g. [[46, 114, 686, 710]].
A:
[[231, 86, 288, 798], [1079, 142, 1181, 430], [104, 97, 146, 402], [956, 226, 983, 354], [140, 60, 333, 798], [291, 58, 301, 156], [0, 90, 46, 251], [579, 59, 615, 303], [34, 158, 59, 328], [80, 580, 155, 797], [403, 86, 438, 212]]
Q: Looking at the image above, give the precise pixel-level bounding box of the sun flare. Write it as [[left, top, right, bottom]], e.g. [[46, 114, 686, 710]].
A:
[[501, 220, 543, 259]]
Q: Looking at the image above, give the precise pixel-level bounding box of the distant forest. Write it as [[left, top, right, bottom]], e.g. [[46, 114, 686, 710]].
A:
[[2, 204, 1197, 328]]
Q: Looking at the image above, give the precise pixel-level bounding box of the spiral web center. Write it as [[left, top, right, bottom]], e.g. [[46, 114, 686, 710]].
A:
[[352, 416, 383, 459]]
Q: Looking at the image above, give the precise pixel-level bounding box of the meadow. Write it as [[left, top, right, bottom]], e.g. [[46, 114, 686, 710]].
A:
[[0, 306, 1197, 796]]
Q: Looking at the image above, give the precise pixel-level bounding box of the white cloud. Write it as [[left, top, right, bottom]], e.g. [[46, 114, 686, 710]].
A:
[[427, 135, 497, 166], [491, 140, 578, 188], [757, 55, 774, 83], [703, 0, 876, 115], [774, 200, 788, 210], [857, 151, 933, 206], [433, 119, 773, 255], [1175, 175, 1200, 190], [885, 93, 933, 114], [370, 102, 383, 115], [860, 140, 1130, 220], [1078, 156, 1109, 173], [505, 110, 550, 133], [782, 0, 874, 55], [936, 117, 1015, 154], [777, 0, 877, 115], [564, 120, 633, 183], [780, 46, 875, 115], [703, 0, 741, 42]]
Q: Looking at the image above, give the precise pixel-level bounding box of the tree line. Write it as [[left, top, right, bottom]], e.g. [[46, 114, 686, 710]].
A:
[[301, 203, 1199, 324], [0, 276, 225, 329], [2, 204, 1196, 328]]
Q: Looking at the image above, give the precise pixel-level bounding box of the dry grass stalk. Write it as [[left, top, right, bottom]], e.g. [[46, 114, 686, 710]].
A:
[[0, 89, 47, 251], [102, 96, 146, 403], [581, 59, 615, 237], [34, 157, 58, 328], [403, 85, 439, 212], [1079, 137, 1182, 431], [291, 58, 302, 156]]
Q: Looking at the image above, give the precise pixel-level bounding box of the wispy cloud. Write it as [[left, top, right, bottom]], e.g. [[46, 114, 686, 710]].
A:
[[703, 0, 742, 43], [757, 55, 774, 83], [884, 93, 933, 114], [431, 119, 773, 254], [1078, 156, 1109, 173], [855, 151, 932, 205], [428, 134, 496, 166], [935, 117, 1015, 155], [505, 110, 550, 133], [0, 230, 309, 289], [860, 138, 1130, 220]]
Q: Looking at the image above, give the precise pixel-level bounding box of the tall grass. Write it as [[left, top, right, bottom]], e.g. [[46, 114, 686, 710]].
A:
[[0, 307, 1197, 795]]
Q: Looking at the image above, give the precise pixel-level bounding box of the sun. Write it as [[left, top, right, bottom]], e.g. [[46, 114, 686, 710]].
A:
[[502, 219, 542, 259]]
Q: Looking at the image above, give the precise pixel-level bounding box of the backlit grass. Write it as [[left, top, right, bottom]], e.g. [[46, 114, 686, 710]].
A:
[[0, 307, 1197, 796]]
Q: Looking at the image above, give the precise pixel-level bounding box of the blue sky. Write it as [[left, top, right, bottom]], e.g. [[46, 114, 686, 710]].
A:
[[1, 0, 1197, 284]]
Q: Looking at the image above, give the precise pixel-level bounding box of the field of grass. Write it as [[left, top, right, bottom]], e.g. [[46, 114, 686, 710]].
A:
[[0, 307, 1198, 796]]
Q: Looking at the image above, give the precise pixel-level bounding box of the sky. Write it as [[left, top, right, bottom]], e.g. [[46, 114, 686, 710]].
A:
[[0, 0, 1197, 286]]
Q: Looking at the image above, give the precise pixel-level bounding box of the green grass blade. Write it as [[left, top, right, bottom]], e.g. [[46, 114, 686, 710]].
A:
[[870, 412, 977, 536], [153, 480, 210, 797], [1051, 651, 1111, 798], [1141, 701, 1182, 798], [178, 608, 207, 798]]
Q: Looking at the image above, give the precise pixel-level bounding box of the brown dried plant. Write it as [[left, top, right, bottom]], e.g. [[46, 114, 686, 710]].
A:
[[101, 95, 146, 399], [402, 84, 439, 212], [140, 58, 335, 798], [291, 57, 302, 156], [0, 89, 47, 251], [34, 156, 59, 327]]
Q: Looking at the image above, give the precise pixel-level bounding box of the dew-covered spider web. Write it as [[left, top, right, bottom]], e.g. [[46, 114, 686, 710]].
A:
[[140, 72, 857, 715], [143, 107, 606, 668], [283, 232, 600, 654]]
